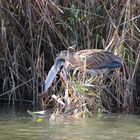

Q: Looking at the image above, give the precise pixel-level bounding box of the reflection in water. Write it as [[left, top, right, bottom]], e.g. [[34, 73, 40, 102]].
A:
[[0, 113, 140, 140]]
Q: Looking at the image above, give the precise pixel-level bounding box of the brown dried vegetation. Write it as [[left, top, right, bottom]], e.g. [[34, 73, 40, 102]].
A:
[[0, 0, 140, 113]]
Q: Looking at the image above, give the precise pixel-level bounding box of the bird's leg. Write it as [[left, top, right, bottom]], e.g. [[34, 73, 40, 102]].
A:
[[60, 67, 71, 105]]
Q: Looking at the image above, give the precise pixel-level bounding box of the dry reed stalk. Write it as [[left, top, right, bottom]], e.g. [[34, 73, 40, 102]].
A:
[[0, 0, 139, 113]]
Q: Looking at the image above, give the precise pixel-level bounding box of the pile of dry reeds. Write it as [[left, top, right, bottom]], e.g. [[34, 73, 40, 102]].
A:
[[0, 0, 140, 113]]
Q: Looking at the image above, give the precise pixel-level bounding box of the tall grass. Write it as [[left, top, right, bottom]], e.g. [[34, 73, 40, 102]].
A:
[[0, 0, 140, 112]]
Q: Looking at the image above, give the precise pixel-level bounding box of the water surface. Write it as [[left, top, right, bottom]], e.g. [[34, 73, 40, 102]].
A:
[[0, 113, 140, 140]]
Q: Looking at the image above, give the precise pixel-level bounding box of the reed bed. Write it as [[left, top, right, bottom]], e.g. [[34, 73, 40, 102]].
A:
[[0, 0, 140, 113]]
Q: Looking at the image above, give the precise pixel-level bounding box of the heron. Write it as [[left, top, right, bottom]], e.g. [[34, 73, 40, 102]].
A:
[[44, 49, 123, 93]]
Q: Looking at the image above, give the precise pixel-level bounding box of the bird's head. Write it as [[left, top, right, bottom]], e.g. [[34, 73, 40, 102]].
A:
[[56, 50, 74, 61]]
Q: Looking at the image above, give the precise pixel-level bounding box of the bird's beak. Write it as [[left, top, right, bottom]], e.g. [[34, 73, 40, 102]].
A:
[[44, 59, 65, 93]]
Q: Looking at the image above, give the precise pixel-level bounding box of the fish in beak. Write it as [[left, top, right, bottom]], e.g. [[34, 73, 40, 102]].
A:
[[44, 59, 65, 93]]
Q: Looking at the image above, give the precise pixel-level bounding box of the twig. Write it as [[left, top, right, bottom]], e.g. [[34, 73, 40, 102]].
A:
[[0, 78, 34, 97]]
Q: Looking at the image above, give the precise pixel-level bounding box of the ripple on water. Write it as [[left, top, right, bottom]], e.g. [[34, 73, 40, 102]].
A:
[[0, 114, 140, 140]]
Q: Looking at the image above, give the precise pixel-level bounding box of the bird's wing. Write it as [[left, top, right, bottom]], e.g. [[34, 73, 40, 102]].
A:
[[74, 49, 122, 69], [86, 50, 122, 69]]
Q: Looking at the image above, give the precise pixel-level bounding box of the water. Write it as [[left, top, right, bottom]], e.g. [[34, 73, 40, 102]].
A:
[[0, 113, 140, 140]]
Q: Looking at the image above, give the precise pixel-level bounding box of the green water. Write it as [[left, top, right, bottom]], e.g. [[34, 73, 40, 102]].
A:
[[0, 113, 140, 140]]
